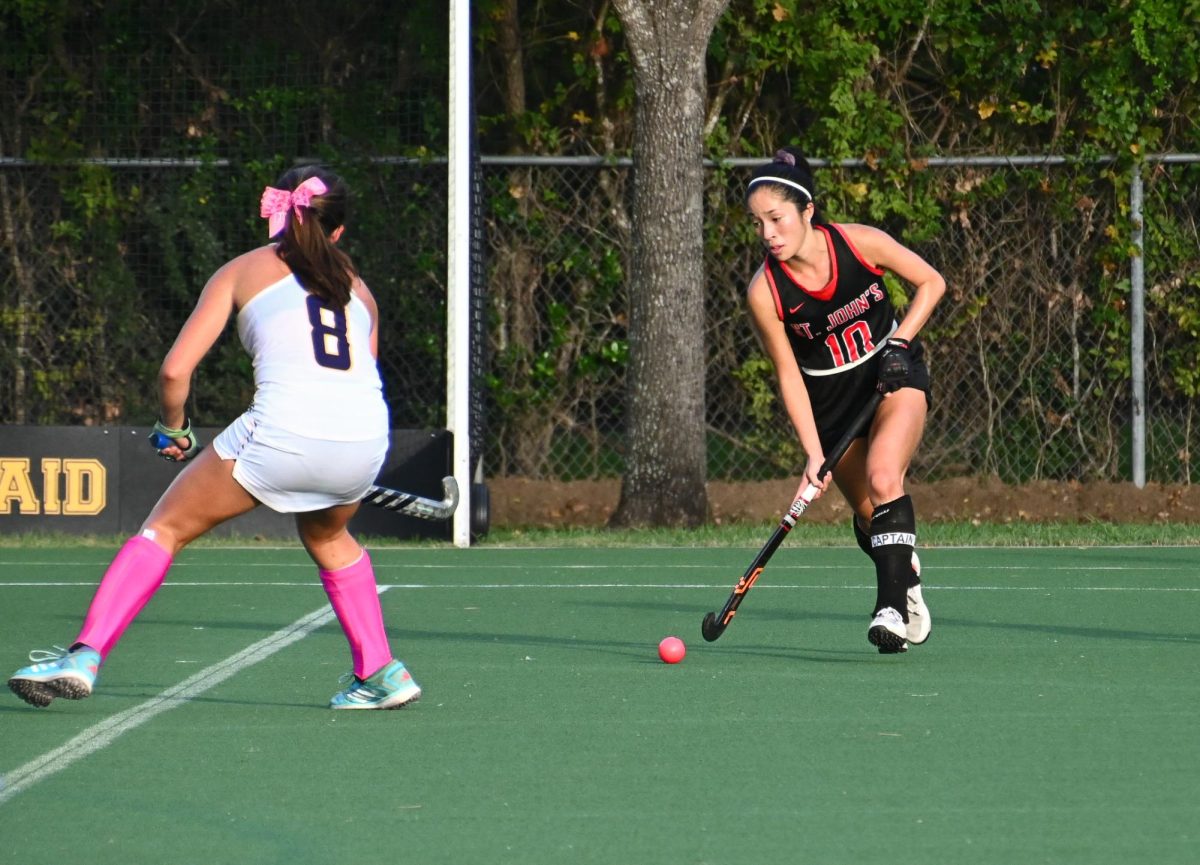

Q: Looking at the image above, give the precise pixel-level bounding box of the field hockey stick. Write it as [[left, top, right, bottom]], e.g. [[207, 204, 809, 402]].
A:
[[362, 476, 460, 521], [701, 391, 884, 642]]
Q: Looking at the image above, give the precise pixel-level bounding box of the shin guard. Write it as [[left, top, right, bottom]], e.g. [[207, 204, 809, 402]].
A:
[[869, 495, 916, 619], [855, 513, 921, 589], [75, 534, 173, 658], [319, 549, 393, 679]]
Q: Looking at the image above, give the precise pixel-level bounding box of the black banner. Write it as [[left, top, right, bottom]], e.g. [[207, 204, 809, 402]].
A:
[[0, 426, 451, 541]]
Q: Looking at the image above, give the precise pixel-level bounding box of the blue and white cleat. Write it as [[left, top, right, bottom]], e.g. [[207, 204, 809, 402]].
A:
[[8, 645, 102, 707], [329, 659, 421, 710]]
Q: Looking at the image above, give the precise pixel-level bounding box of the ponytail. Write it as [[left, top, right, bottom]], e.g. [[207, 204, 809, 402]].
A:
[[260, 165, 358, 307]]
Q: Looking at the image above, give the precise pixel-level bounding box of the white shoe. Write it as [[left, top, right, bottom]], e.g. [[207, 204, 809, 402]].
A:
[[868, 607, 908, 654], [906, 552, 931, 645]]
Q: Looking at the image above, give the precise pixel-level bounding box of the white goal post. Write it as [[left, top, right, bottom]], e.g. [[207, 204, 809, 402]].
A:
[[447, 0, 473, 547]]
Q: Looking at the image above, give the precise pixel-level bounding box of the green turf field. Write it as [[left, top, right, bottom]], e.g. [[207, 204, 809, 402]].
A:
[[1, 540, 1197, 864]]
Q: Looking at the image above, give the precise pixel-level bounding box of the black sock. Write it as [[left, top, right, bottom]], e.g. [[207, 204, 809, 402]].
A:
[[855, 511, 920, 589], [869, 495, 916, 619], [852, 514, 872, 557]]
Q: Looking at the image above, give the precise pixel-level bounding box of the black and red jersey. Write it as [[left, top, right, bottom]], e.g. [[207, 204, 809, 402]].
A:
[[762, 223, 897, 376]]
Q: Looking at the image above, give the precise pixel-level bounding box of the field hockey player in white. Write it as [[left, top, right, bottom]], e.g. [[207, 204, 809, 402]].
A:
[[8, 165, 421, 710]]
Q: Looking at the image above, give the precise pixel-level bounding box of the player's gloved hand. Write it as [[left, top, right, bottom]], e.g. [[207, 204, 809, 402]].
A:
[[876, 337, 913, 394], [148, 418, 200, 462]]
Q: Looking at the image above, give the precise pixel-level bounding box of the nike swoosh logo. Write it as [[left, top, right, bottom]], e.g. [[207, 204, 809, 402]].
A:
[[788, 303, 804, 314]]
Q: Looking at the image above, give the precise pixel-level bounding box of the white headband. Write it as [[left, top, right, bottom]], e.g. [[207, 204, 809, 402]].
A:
[[747, 176, 812, 201]]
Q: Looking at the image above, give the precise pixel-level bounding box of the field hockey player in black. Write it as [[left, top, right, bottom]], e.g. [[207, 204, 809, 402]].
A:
[[744, 147, 946, 652]]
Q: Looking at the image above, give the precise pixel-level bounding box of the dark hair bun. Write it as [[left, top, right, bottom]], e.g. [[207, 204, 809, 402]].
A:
[[745, 146, 822, 222]]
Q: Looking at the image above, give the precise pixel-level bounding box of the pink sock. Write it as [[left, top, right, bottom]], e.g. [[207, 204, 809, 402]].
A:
[[75, 534, 173, 659], [319, 549, 393, 679]]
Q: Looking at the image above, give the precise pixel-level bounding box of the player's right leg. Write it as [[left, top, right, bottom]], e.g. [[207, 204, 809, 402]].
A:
[[297, 506, 421, 711], [836, 446, 907, 652], [328, 659, 421, 710]]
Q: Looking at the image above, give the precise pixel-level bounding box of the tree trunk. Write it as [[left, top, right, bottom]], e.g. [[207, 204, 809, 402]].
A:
[[608, 0, 730, 527], [495, 0, 527, 154]]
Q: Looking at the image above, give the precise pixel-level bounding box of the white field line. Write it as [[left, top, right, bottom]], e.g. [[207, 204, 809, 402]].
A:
[[0, 594, 363, 806], [0, 558, 1195, 573], [5, 543, 1196, 552], [1, 581, 1196, 592], [2, 564, 1196, 804]]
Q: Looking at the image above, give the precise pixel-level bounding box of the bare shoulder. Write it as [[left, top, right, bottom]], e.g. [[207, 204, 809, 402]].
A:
[[351, 276, 378, 315], [745, 265, 779, 323], [837, 222, 921, 267], [351, 273, 373, 297], [837, 222, 895, 250], [218, 245, 291, 307], [209, 245, 283, 285], [839, 222, 941, 282], [217, 244, 276, 271], [746, 263, 769, 298]]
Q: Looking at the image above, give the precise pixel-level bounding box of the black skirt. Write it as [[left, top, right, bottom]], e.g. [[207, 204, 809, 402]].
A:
[[801, 339, 932, 453]]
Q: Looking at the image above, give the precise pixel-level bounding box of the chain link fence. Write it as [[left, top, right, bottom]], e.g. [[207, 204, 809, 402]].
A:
[[5, 5, 1197, 500], [0, 159, 450, 433], [479, 155, 1199, 484], [2, 154, 1196, 485]]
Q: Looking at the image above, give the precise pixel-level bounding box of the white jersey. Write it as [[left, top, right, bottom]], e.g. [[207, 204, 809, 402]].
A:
[[236, 273, 388, 441]]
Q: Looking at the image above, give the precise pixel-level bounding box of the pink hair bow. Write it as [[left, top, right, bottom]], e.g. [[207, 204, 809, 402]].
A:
[[259, 176, 328, 237]]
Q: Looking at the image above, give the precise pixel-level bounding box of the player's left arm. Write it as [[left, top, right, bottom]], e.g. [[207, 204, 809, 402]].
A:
[[843, 223, 946, 341]]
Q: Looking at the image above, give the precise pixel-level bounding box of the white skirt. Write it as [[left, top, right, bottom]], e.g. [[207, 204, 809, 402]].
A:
[[212, 412, 388, 513]]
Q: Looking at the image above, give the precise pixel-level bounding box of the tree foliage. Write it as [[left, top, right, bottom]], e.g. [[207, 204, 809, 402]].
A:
[[474, 1, 1198, 156], [2, 0, 1197, 485], [472, 0, 1199, 485]]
